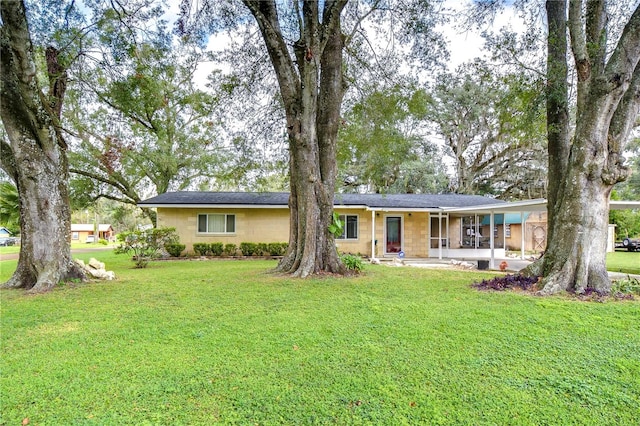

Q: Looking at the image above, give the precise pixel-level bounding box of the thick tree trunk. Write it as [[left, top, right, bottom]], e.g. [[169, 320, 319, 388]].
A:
[[245, 0, 347, 277], [2, 144, 84, 292], [529, 1, 640, 295], [0, 0, 85, 292], [539, 148, 612, 294]]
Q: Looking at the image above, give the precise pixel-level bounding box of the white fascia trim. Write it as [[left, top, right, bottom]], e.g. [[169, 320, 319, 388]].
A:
[[138, 204, 289, 209], [365, 207, 439, 213], [610, 200, 640, 210], [443, 199, 548, 213], [334, 205, 369, 210]]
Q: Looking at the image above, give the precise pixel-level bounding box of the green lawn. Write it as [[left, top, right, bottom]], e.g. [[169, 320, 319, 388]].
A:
[[1, 254, 639, 425], [607, 251, 640, 275], [0, 243, 114, 257]]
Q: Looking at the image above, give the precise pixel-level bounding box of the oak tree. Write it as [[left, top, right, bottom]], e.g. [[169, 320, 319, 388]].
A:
[[530, 0, 640, 294], [0, 0, 85, 291], [177, 0, 446, 277]]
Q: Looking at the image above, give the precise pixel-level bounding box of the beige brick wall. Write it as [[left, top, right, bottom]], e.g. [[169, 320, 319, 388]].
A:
[[158, 207, 290, 254], [157, 207, 432, 258], [334, 210, 431, 258]]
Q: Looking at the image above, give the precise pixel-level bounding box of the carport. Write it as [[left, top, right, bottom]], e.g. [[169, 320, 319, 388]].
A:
[[431, 199, 640, 269]]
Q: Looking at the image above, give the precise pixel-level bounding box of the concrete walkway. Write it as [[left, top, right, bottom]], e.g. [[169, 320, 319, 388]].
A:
[[384, 256, 640, 280], [391, 257, 532, 272]]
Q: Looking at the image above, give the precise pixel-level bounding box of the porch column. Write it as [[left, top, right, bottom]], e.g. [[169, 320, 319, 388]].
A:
[[446, 213, 450, 255], [503, 216, 506, 252], [438, 212, 443, 260], [489, 211, 495, 269], [371, 210, 376, 260], [520, 211, 525, 260], [475, 214, 479, 248]]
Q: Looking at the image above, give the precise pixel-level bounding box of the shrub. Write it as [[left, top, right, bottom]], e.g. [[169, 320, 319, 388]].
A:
[[98, 238, 109, 246], [256, 243, 268, 256], [611, 276, 640, 297], [341, 253, 364, 273], [193, 243, 209, 256], [224, 243, 237, 256], [240, 242, 257, 256], [267, 242, 287, 256], [115, 227, 179, 268], [165, 243, 186, 257], [210, 242, 224, 256]]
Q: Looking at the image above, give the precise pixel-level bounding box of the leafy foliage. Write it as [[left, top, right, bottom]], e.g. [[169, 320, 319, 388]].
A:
[[192, 243, 209, 256], [328, 212, 344, 238], [473, 274, 539, 291], [239, 242, 257, 256], [0, 181, 20, 234], [224, 243, 237, 256], [267, 242, 287, 256], [115, 227, 178, 268], [338, 85, 449, 194], [611, 277, 640, 298], [340, 253, 364, 273], [210, 242, 224, 256], [610, 138, 640, 239], [430, 61, 547, 199], [164, 243, 186, 257], [66, 31, 229, 221]]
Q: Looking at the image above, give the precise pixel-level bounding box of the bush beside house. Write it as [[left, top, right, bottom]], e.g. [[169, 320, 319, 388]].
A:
[[192, 242, 288, 257]]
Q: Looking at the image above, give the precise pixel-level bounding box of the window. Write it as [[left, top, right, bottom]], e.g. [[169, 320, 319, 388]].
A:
[[505, 223, 511, 238], [72, 232, 79, 240], [337, 214, 358, 240], [198, 214, 236, 233]]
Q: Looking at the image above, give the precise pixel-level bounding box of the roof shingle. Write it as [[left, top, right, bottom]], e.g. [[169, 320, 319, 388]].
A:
[[138, 191, 505, 210]]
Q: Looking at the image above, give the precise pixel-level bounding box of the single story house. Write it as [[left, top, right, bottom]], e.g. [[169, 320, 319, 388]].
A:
[[71, 224, 115, 242], [136, 191, 528, 260], [139, 192, 640, 265]]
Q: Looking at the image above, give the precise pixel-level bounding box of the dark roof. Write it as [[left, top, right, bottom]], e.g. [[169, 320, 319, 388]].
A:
[[139, 191, 506, 210]]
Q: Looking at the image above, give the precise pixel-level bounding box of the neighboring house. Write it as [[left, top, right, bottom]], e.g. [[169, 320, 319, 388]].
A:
[[70, 224, 115, 243], [0, 227, 12, 237]]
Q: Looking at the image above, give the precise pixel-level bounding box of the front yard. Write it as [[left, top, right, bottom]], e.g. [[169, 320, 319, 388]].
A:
[[1, 253, 639, 424]]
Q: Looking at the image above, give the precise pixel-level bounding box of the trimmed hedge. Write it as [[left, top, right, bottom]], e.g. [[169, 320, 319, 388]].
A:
[[193, 242, 288, 257], [165, 243, 186, 257], [240, 242, 257, 256], [224, 243, 237, 256], [241, 242, 288, 256], [267, 242, 287, 256], [193, 243, 210, 256]]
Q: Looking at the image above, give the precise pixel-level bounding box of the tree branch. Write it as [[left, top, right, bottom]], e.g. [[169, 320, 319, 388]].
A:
[[585, 0, 606, 74], [242, 0, 300, 116], [603, 2, 640, 89]]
